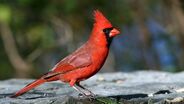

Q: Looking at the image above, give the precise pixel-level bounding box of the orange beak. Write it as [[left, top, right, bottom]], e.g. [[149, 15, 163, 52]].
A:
[[109, 28, 120, 37]]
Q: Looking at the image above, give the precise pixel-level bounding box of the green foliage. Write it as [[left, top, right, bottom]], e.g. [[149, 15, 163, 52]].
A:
[[0, 4, 11, 24], [26, 25, 54, 48], [95, 97, 119, 104], [0, 48, 13, 79]]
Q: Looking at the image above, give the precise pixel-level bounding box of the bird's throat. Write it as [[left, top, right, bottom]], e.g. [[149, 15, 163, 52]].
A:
[[105, 35, 113, 48]]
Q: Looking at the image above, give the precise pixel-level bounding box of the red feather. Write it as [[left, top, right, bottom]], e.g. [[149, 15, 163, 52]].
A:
[[94, 10, 112, 28]]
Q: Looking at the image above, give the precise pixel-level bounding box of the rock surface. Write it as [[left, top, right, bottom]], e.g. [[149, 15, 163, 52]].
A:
[[1, 71, 184, 104]]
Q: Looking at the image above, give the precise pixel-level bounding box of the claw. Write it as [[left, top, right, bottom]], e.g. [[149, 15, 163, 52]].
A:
[[78, 93, 96, 101]]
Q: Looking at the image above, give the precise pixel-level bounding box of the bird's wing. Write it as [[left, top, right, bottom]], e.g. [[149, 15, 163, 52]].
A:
[[54, 49, 92, 72], [42, 46, 92, 79]]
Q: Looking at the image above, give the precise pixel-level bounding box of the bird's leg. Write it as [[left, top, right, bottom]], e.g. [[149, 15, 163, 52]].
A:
[[72, 85, 87, 97], [76, 82, 95, 97], [70, 79, 86, 96], [70, 79, 88, 97], [70, 80, 95, 98]]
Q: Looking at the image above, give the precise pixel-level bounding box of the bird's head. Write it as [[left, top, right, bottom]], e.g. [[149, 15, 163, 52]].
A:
[[93, 10, 120, 38], [91, 10, 120, 47]]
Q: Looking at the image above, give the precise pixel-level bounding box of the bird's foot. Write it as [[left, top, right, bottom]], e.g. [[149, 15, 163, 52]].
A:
[[78, 92, 96, 100], [85, 90, 96, 98]]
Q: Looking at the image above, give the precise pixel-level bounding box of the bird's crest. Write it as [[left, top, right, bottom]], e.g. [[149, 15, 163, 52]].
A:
[[93, 10, 112, 28]]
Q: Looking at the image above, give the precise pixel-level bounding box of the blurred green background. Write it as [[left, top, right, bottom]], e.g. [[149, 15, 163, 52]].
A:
[[0, 0, 184, 79]]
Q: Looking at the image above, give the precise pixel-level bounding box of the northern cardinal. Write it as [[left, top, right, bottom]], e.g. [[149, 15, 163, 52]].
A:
[[11, 10, 120, 98]]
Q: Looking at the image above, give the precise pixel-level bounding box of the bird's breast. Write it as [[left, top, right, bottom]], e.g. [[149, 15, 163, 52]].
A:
[[87, 47, 109, 75]]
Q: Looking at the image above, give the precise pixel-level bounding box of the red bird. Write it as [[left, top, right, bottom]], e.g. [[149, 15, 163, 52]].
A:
[[11, 10, 120, 98]]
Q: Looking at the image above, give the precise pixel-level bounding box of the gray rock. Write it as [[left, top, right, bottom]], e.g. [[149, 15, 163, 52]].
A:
[[1, 71, 184, 104]]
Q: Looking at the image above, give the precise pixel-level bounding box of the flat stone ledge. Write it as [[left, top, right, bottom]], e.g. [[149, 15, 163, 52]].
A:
[[1, 71, 184, 104]]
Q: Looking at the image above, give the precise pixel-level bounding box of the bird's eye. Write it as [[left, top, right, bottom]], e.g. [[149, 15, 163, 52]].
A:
[[103, 29, 107, 32], [103, 27, 113, 35]]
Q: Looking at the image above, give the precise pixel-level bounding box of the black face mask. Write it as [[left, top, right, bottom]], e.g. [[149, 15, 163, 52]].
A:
[[103, 27, 114, 47]]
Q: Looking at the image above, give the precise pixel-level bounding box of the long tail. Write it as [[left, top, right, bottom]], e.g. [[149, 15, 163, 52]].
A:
[[11, 79, 46, 98], [11, 71, 61, 98]]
